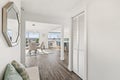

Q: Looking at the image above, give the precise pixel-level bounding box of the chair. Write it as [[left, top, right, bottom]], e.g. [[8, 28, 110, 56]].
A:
[[28, 41, 38, 55]]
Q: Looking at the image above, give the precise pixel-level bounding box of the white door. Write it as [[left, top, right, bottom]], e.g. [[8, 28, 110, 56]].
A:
[[72, 12, 86, 80], [72, 17, 79, 74], [78, 13, 85, 79]]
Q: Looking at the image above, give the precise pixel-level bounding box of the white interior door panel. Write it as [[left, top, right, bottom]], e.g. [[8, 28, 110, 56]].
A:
[[72, 11, 86, 80]]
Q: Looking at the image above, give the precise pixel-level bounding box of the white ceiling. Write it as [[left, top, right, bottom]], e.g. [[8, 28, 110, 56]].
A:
[[22, 0, 81, 18], [22, 0, 83, 37], [26, 21, 62, 33]]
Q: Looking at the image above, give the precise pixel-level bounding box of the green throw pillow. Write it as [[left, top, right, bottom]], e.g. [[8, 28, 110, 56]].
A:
[[11, 60, 30, 80], [4, 64, 23, 80]]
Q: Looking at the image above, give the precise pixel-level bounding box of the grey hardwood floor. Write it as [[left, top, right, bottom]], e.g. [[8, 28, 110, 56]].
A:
[[25, 49, 82, 80]]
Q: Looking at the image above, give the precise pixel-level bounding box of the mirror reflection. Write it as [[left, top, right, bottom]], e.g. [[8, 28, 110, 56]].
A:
[[7, 7, 19, 43]]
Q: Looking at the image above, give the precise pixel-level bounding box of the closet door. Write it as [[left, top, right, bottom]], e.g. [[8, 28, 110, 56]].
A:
[[78, 13, 85, 79], [72, 17, 79, 74], [72, 11, 86, 80]]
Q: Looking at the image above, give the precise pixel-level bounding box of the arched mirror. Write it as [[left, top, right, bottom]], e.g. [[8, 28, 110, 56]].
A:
[[2, 2, 21, 47]]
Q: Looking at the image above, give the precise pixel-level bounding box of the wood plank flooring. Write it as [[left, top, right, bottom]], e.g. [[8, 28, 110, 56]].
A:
[[25, 49, 82, 80]]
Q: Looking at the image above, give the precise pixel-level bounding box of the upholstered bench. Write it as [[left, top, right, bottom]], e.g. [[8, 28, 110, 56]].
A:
[[3, 60, 40, 80], [26, 67, 40, 80]]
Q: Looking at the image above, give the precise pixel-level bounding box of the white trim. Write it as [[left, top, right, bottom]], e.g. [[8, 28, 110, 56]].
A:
[[60, 26, 64, 60], [68, 17, 73, 71], [84, 8, 88, 80], [21, 8, 26, 65]]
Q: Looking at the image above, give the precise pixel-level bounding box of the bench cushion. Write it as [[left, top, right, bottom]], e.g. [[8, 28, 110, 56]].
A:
[[26, 67, 40, 80]]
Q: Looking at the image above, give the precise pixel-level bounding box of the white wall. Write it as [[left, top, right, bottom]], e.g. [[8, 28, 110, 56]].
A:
[[70, 0, 120, 80], [87, 0, 120, 80], [0, 0, 21, 79]]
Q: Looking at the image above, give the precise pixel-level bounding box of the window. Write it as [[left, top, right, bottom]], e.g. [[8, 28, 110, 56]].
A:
[[48, 32, 61, 39], [48, 32, 61, 47], [26, 32, 40, 47], [26, 32, 40, 38]]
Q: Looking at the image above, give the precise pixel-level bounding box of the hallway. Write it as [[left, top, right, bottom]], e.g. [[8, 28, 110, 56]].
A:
[[25, 50, 82, 80]]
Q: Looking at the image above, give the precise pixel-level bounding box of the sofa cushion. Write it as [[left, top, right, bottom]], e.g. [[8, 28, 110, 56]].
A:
[[11, 60, 30, 80], [4, 64, 23, 80]]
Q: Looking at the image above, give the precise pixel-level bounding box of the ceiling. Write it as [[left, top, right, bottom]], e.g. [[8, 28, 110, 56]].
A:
[[22, 0, 81, 18], [26, 21, 62, 33]]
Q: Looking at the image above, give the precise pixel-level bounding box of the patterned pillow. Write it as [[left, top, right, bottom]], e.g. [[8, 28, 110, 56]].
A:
[[4, 64, 23, 80], [11, 60, 30, 80]]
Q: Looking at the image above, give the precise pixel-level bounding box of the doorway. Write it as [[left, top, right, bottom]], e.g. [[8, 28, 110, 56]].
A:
[[24, 21, 68, 68]]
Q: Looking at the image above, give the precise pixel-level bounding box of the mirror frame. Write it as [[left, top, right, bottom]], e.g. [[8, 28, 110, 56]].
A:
[[2, 2, 21, 47]]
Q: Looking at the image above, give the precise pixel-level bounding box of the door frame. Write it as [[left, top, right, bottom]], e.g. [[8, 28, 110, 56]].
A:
[[70, 10, 88, 80]]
